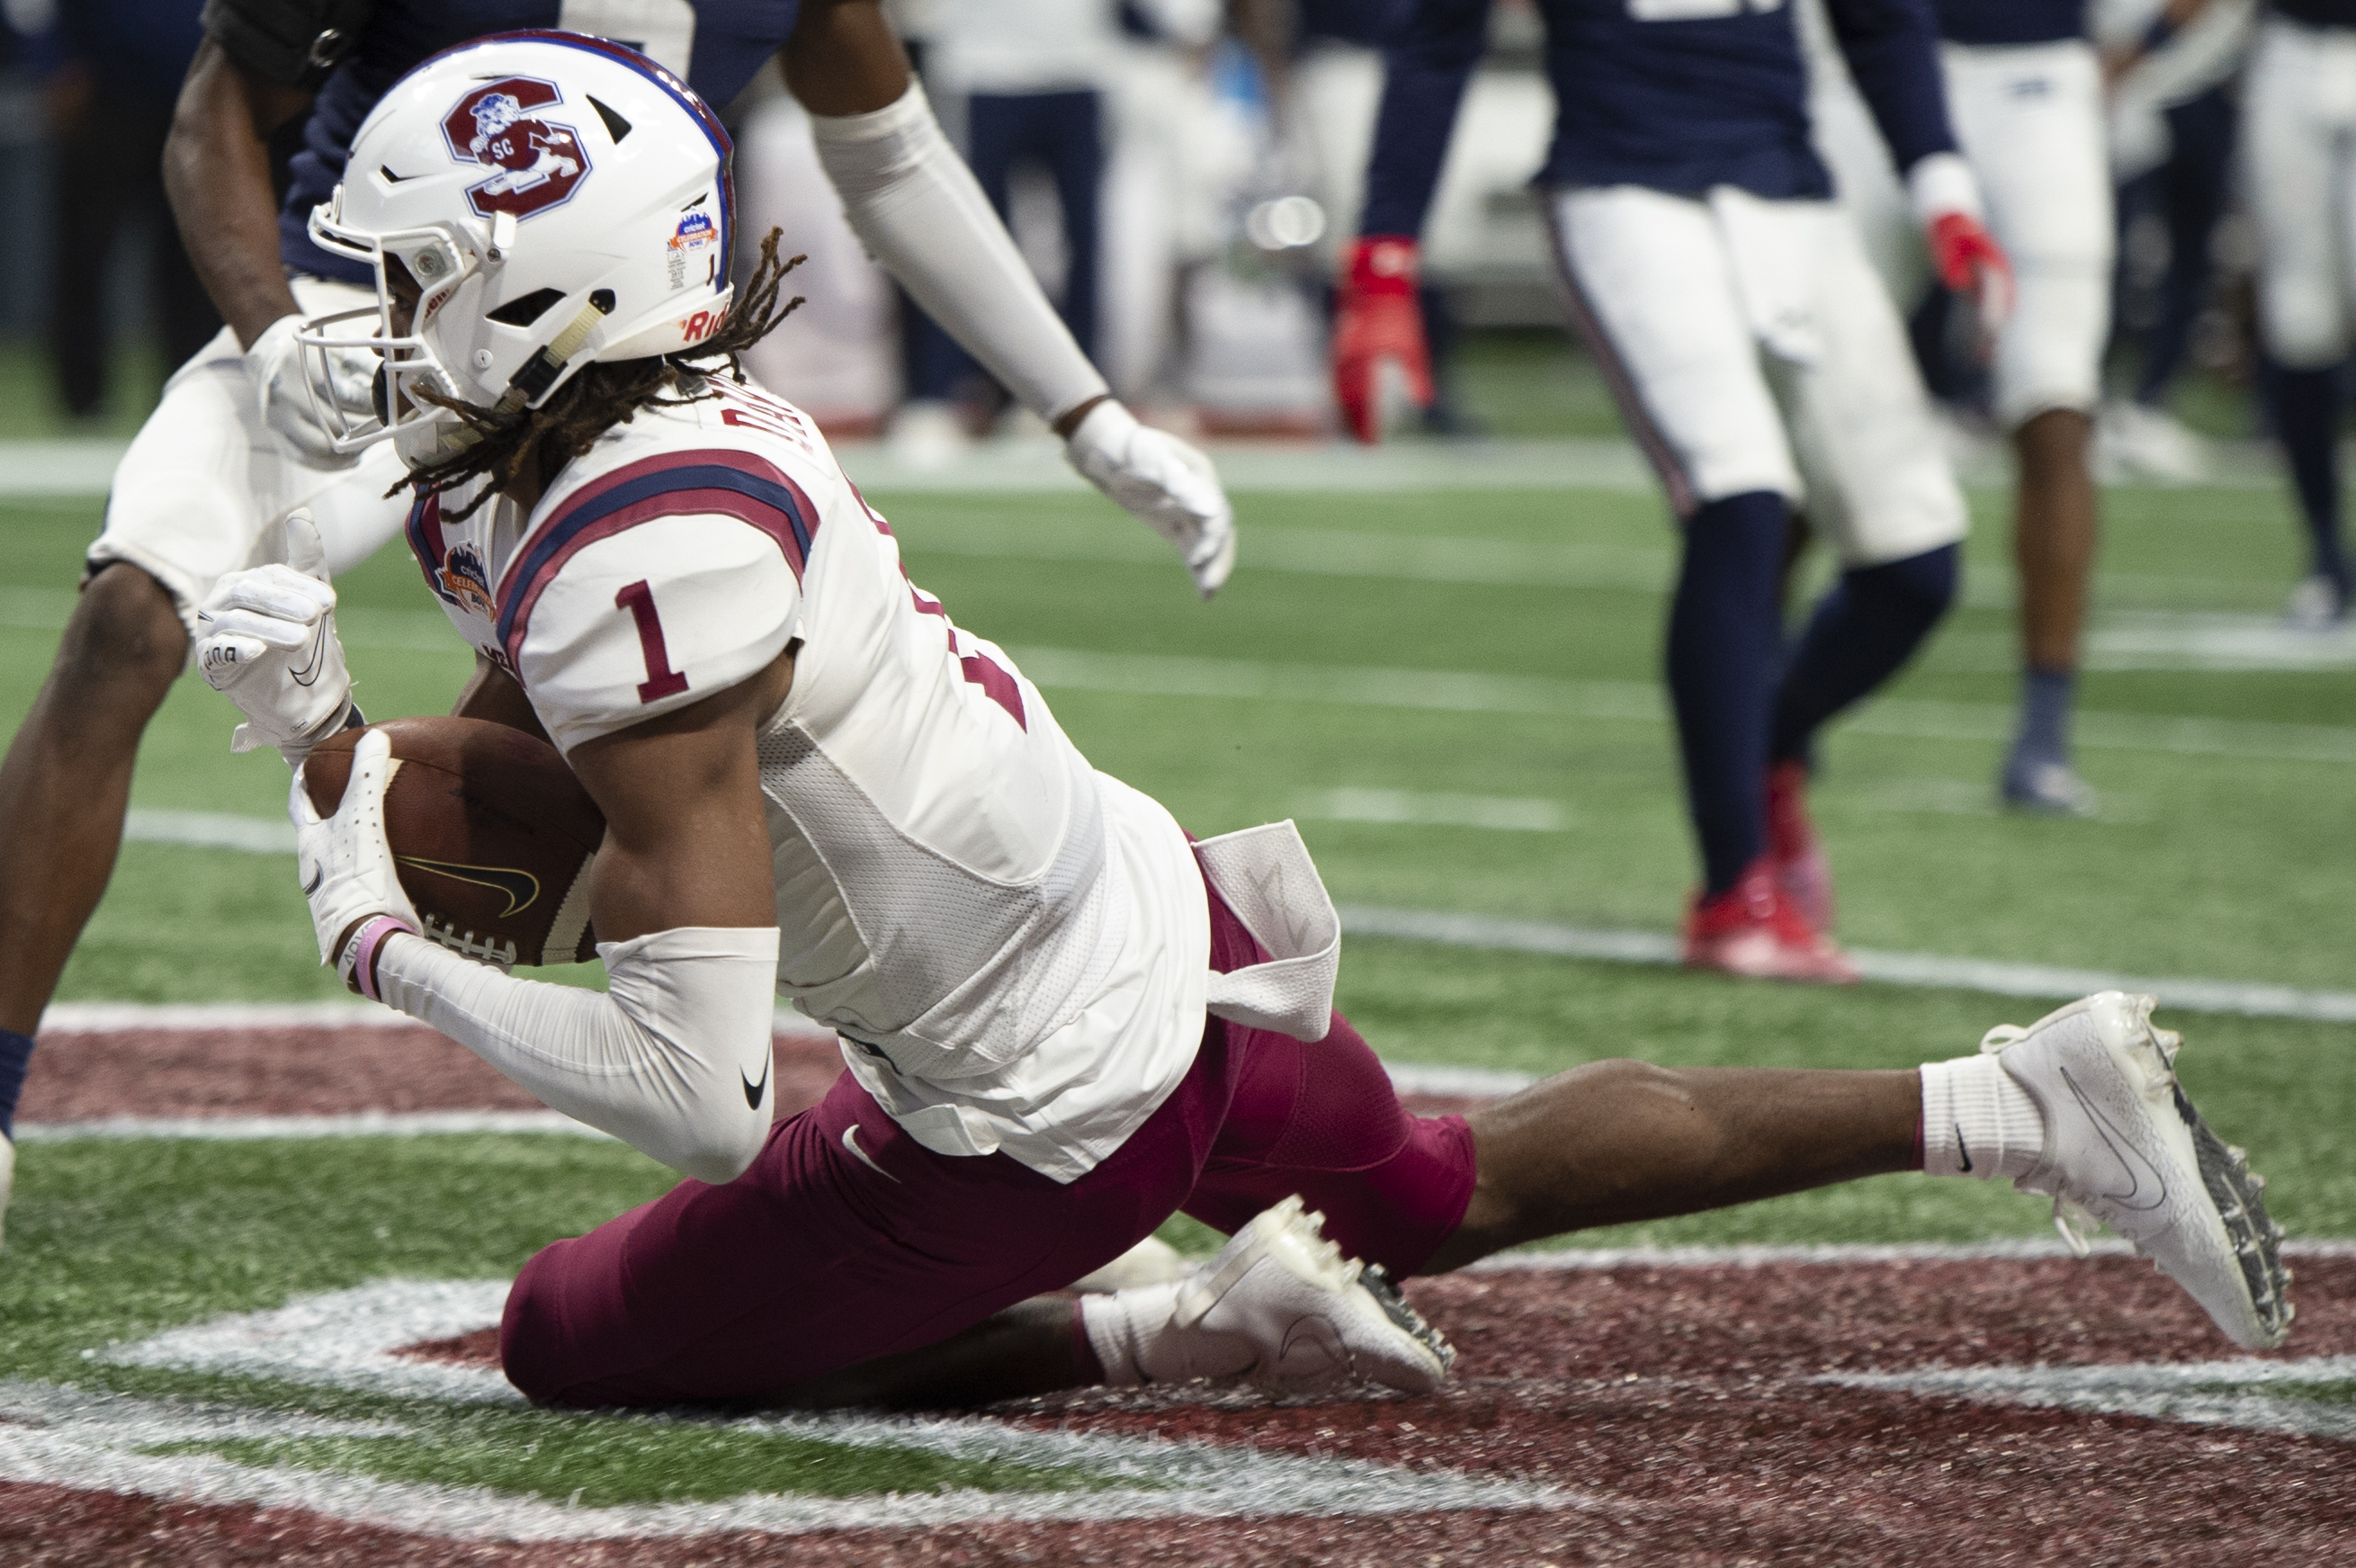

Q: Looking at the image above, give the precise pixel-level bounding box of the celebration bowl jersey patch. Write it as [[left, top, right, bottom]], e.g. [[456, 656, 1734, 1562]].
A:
[[436, 542, 497, 619], [442, 76, 589, 220]]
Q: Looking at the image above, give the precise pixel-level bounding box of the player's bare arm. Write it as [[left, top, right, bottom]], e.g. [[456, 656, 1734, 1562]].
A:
[[164, 38, 312, 350], [563, 648, 794, 947]]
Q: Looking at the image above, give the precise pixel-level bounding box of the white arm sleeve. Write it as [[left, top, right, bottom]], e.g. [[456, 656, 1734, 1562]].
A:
[[810, 82, 1109, 424], [374, 926, 782, 1184]]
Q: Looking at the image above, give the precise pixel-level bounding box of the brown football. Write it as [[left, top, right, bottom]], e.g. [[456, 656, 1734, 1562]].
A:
[[304, 716, 604, 968]]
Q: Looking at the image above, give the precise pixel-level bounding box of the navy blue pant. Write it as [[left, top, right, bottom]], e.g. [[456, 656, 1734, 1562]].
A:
[[909, 89, 1104, 403]]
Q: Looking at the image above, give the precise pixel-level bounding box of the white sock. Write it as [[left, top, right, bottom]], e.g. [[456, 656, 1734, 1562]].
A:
[[1919, 1053, 2044, 1181], [1079, 1283, 1178, 1387], [1078, 1281, 1255, 1387]]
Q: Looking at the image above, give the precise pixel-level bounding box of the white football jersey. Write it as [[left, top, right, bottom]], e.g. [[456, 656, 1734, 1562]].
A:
[[408, 375, 1209, 1180]]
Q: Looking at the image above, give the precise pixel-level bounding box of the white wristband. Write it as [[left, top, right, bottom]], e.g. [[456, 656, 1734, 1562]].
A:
[[810, 81, 1109, 424], [1907, 151, 1984, 226]]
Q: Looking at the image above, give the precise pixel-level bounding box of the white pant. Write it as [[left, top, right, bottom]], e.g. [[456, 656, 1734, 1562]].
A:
[[1547, 184, 1967, 567], [2246, 17, 2356, 368], [86, 277, 412, 636], [1811, 36, 2113, 427]]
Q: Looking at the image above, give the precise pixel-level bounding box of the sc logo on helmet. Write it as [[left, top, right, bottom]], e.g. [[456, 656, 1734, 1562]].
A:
[[440, 76, 590, 220]]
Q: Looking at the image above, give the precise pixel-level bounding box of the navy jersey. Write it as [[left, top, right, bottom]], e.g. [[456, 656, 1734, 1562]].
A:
[[1929, 0, 2085, 44], [273, 0, 799, 282], [1360, 0, 1957, 236], [2271, 0, 2356, 29]]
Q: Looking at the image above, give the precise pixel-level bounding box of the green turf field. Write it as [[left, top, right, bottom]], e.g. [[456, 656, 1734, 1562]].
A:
[[3, 463, 2348, 1519], [3, 470, 2349, 1249]]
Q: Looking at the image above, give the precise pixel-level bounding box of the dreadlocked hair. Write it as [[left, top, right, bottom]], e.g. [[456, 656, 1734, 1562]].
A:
[[398, 229, 806, 519]]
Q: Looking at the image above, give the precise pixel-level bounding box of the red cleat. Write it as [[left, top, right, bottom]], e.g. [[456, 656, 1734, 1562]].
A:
[[1765, 759, 1835, 933], [1682, 856, 1858, 984]]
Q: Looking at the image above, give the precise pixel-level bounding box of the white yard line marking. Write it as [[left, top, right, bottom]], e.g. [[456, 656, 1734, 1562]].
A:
[[5, 1283, 1571, 1540], [1009, 645, 2356, 766], [1294, 787, 1569, 832], [1473, 1239, 2356, 1270], [34, 999, 843, 1036], [124, 810, 299, 855], [1338, 904, 2356, 1023], [1817, 1355, 2356, 1445], [12, 1111, 613, 1144]]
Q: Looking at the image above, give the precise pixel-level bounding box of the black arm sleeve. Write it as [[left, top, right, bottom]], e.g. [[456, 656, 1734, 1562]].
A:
[[201, 0, 375, 89]]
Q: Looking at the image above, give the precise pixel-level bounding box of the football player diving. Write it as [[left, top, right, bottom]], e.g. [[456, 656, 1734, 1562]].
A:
[[0, 0, 1236, 1239], [193, 35, 2289, 1409]]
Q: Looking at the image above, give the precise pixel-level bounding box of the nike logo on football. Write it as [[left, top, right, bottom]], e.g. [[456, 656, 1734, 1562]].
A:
[[1955, 1123, 1973, 1173], [741, 1060, 769, 1110], [842, 1124, 898, 1181], [2060, 1065, 2169, 1211], [393, 856, 540, 918]]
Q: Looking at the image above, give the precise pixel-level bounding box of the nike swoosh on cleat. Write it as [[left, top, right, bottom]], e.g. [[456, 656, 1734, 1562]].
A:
[[841, 1124, 897, 1181], [1955, 1123, 1973, 1173], [2059, 1065, 2170, 1212], [740, 1060, 769, 1110]]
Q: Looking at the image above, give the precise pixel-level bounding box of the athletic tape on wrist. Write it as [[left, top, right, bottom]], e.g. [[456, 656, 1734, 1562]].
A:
[[341, 915, 417, 1003]]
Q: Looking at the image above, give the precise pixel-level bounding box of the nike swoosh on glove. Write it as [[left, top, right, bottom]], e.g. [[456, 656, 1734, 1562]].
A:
[[1331, 237, 1434, 445], [1065, 400, 1237, 598], [194, 513, 358, 766], [245, 312, 372, 468], [291, 727, 419, 988]]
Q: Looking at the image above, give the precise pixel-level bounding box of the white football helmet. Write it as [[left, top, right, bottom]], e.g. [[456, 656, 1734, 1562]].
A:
[[298, 31, 736, 462]]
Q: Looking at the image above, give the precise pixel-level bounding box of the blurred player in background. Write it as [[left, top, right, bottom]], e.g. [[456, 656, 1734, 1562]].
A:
[[30, 0, 219, 424], [2245, 0, 2356, 628], [1811, 0, 2114, 816], [207, 37, 2289, 1406], [893, 0, 1220, 452], [2096, 0, 2250, 482], [1333, 0, 2010, 981], [0, 0, 1237, 1245]]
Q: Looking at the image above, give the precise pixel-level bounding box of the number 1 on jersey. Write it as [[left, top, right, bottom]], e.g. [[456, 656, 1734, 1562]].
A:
[[616, 579, 689, 703]]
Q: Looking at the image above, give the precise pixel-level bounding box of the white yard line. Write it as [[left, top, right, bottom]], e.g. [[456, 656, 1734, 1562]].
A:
[[1474, 1239, 2356, 1269], [11, 1111, 611, 1145], [1010, 645, 2356, 766], [1338, 904, 2356, 1023], [0, 1281, 1572, 1540], [1817, 1355, 2356, 1445]]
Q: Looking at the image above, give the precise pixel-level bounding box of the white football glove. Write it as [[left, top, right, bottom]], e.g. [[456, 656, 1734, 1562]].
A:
[[1064, 400, 1237, 599], [291, 728, 419, 988], [245, 312, 372, 469], [195, 514, 359, 766]]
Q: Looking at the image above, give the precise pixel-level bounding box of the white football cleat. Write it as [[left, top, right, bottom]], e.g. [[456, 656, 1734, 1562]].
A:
[[1982, 992, 2292, 1350], [1176, 1196, 1455, 1395]]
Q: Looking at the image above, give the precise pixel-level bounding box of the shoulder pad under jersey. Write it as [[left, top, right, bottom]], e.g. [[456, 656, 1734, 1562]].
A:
[[201, 0, 375, 88]]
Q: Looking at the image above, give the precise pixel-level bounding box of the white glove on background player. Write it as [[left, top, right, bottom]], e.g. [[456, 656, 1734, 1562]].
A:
[[245, 312, 372, 468], [291, 728, 419, 981], [194, 513, 359, 766], [1064, 400, 1238, 598]]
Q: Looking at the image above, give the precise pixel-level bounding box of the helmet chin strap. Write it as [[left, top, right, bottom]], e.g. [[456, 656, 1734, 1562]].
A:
[[497, 289, 616, 412]]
